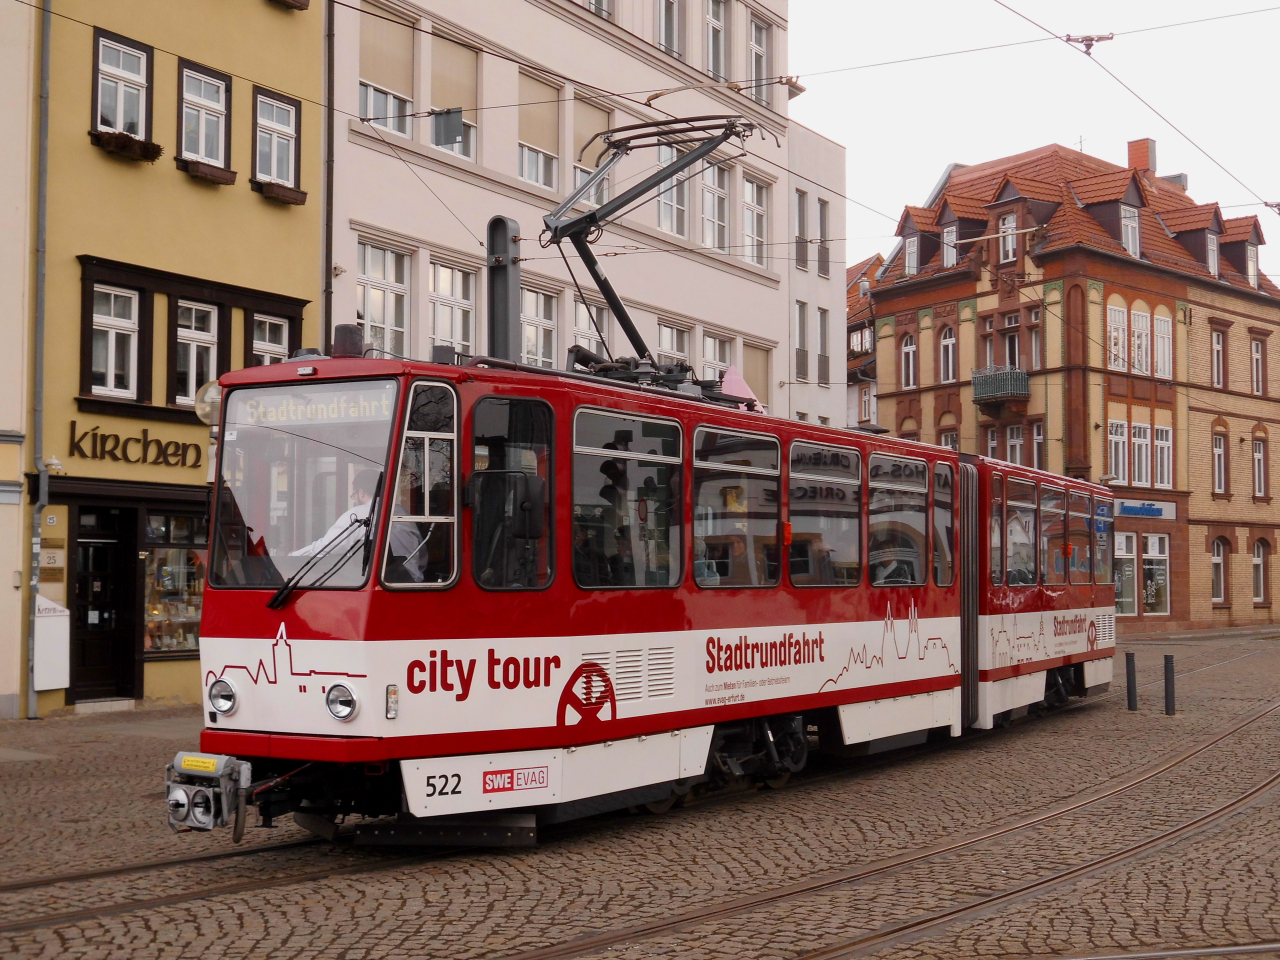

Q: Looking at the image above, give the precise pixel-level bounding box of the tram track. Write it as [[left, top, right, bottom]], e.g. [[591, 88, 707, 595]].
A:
[[0, 641, 1271, 942], [496, 691, 1280, 960]]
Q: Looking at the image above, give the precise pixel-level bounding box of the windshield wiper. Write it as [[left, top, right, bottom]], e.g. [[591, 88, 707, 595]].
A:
[[361, 472, 385, 576], [266, 515, 365, 610]]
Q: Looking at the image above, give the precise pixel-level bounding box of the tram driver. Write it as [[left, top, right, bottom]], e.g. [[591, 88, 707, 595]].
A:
[[290, 468, 380, 559]]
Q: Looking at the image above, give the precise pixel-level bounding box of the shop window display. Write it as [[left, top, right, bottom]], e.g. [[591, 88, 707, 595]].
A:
[[144, 513, 207, 656]]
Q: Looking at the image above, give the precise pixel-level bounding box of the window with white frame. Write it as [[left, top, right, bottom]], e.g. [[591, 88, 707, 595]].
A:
[[582, 0, 611, 17], [860, 385, 871, 422], [1143, 534, 1170, 615], [1130, 311, 1151, 376], [1030, 326, 1041, 371], [1107, 305, 1128, 371], [573, 301, 609, 358], [743, 177, 767, 266], [706, 0, 726, 80], [251, 315, 289, 366], [521, 288, 556, 368], [904, 236, 918, 276], [1255, 540, 1268, 602], [1154, 314, 1172, 379], [174, 302, 216, 404], [1211, 538, 1226, 602], [97, 37, 146, 138], [702, 164, 729, 252], [1109, 421, 1128, 485], [1207, 233, 1219, 277], [181, 70, 225, 166], [942, 225, 957, 268], [357, 242, 408, 356], [657, 144, 688, 236], [817, 308, 830, 384], [818, 416, 830, 427], [1255, 439, 1267, 498], [359, 81, 410, 136], [1213, 433, 1227, 493], [1007, 424, 1023, 465], [900, 334, 917, 388], [518, 74, 559, 189], [939, 430, 958, 452], [818, 199, 830, 277], [795, 411, 808, 422], [986, 427, 998, 459], [656, 322, 689, 367], [1005, 327, 1020, 369], [1212, 329, 1225, 388], [1120, 205, 1140, 257], [657, 0, 681, 56], [1131, 423, 1150, 486], [431, 35, 478, 161], [519, 143, 556, 188], [1154, 426, 1172, 488], [430, 264, 474, 357], [1248, 244, 1259, 288], [255, 96, 296, 185], [702, 333, 731, 381], [795, 301, 808, 381], [998, 213, 1017, 263], [1252, 339, 1265, 396], [748, 19, 769, 105], [1033, 421, 1045, 470], [939, 327, 956, 383], [91, 285, 139, 399], [795, 189, 808, 247], [1116, 532, 1137, 615]]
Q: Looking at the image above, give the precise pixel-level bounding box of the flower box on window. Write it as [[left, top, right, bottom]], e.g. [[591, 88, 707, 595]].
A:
[[177, 158, 237, 185], [253, 180, 307, 205], [89, 129, 163, 163]]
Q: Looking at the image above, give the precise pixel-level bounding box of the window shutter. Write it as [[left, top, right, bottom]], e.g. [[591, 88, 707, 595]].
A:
[[431, 35, 477, 120], [360, 1, 414, 99], [742, 344, 769, 407], [519, 74, 559, 155], [573, 97, 610, 168]]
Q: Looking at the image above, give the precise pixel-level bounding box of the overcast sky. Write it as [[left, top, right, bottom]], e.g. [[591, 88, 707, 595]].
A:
[[787, 0, 1280, 278]]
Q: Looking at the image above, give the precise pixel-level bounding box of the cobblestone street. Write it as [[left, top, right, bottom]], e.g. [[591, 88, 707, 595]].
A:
[[4, 635, 1280, 960]]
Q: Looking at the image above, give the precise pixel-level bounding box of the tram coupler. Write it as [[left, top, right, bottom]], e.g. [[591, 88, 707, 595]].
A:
[[166, 752, 252, 840], [353, 811, 537, 848]]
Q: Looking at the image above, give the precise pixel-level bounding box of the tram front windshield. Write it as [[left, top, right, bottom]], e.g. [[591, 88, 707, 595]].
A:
[[210, 379, 398, 588]]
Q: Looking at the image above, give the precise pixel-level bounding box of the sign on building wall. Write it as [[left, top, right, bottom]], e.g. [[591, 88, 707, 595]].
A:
[[1115, 499, 1177, 521]]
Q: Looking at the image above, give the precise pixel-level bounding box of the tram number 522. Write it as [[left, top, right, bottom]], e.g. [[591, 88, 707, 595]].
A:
[[423, 774, 462, 797]]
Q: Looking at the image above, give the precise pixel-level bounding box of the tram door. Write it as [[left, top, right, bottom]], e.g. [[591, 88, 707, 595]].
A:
[[958, 462, 980, 728], [71, 507, 138, 701]]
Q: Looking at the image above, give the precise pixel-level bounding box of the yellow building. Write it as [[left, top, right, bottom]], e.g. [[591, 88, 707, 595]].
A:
[[23, 0, 323, 715]]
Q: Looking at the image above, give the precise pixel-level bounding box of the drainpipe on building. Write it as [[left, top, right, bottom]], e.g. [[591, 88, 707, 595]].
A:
[[27, 0, 52, 719], [322, 0, 335, 354]]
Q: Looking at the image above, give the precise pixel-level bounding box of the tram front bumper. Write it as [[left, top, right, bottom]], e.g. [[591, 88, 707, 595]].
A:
[[165, 751, 252, 839]]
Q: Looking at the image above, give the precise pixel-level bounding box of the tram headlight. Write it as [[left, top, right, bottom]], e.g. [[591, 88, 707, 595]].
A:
[[208, 679, 237, 715], [327, 684, 357, 721], [167, 784, 190, 823]]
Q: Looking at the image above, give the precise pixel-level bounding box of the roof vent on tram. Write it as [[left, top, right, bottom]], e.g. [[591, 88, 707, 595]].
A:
[[332, 324, 366, 358]]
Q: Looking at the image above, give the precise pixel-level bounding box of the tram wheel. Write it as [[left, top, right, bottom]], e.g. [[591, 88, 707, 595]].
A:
[[644, 795, 677, 814], [764, 772, 791, 790]]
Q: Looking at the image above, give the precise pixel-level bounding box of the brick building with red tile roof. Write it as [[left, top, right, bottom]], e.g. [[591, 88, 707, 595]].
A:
[[868, 138, 1279, 633]]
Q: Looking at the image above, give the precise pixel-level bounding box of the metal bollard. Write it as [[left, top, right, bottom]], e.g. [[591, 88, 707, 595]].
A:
[[1126, 651, 1137, 711], [1164, 654, 1176, 716]]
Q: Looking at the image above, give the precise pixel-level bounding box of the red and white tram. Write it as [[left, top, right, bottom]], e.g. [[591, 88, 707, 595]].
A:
[[166, 342, 1115, 841]]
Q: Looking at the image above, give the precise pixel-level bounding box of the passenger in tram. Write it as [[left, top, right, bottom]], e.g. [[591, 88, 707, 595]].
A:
[[290, 468, 380, 558], [572, 521, 612, 587], [719, 535, 754, 586], [693, 537, 720, 586]]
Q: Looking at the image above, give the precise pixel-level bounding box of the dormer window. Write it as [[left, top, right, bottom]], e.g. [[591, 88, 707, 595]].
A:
[[942, 225, 957, 268], [1248, 243, 1259, 288], [1120, 205, 1140, 257], [1207, 233, 1219, 278], [904, 236, 918, 276], [998, 214, 1016, 263]]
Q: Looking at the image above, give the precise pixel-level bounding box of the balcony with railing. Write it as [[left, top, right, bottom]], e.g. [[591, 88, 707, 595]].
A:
[[817, 353, 830, 384], [795, 236, 808, 270], [817, 243, 830, 277], [971, 364, 1029, 421], [795, 347, 809, 381]]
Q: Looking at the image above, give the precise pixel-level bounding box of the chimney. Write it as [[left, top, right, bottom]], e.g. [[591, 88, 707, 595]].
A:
[[1128, 138, 1156, 173]]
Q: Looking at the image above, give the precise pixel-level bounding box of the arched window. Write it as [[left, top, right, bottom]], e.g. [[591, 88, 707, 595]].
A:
[[1211, 538, 1228, 603], [1254, 539, 1269, 602], [901, 334, 917, 388], [939, 327, 956, 383]]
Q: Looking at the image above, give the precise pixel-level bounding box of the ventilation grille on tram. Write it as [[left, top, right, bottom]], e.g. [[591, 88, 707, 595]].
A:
[[582, 647, 676, 701], [1095, 613, 1115, 646]]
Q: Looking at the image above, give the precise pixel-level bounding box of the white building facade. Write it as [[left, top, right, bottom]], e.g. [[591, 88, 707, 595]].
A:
[[330, 0, 845, 424]]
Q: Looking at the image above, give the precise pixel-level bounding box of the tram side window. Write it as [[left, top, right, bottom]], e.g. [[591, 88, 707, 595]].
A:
[[1006, 478, 1037, 585], [868, 454, 929, 587], [572, 410, 682, 588], [789, 442, 861, 586], [693, 429, 780, 587], [1094, 499, 1114, 584], [384, 383, 455, 586], [1068, 493, 1093, 584], [1040, 485, 1066, 584], [933, 463, 955, 587], [990, 474, 1003, 586], [471, 397, 553, 590]]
